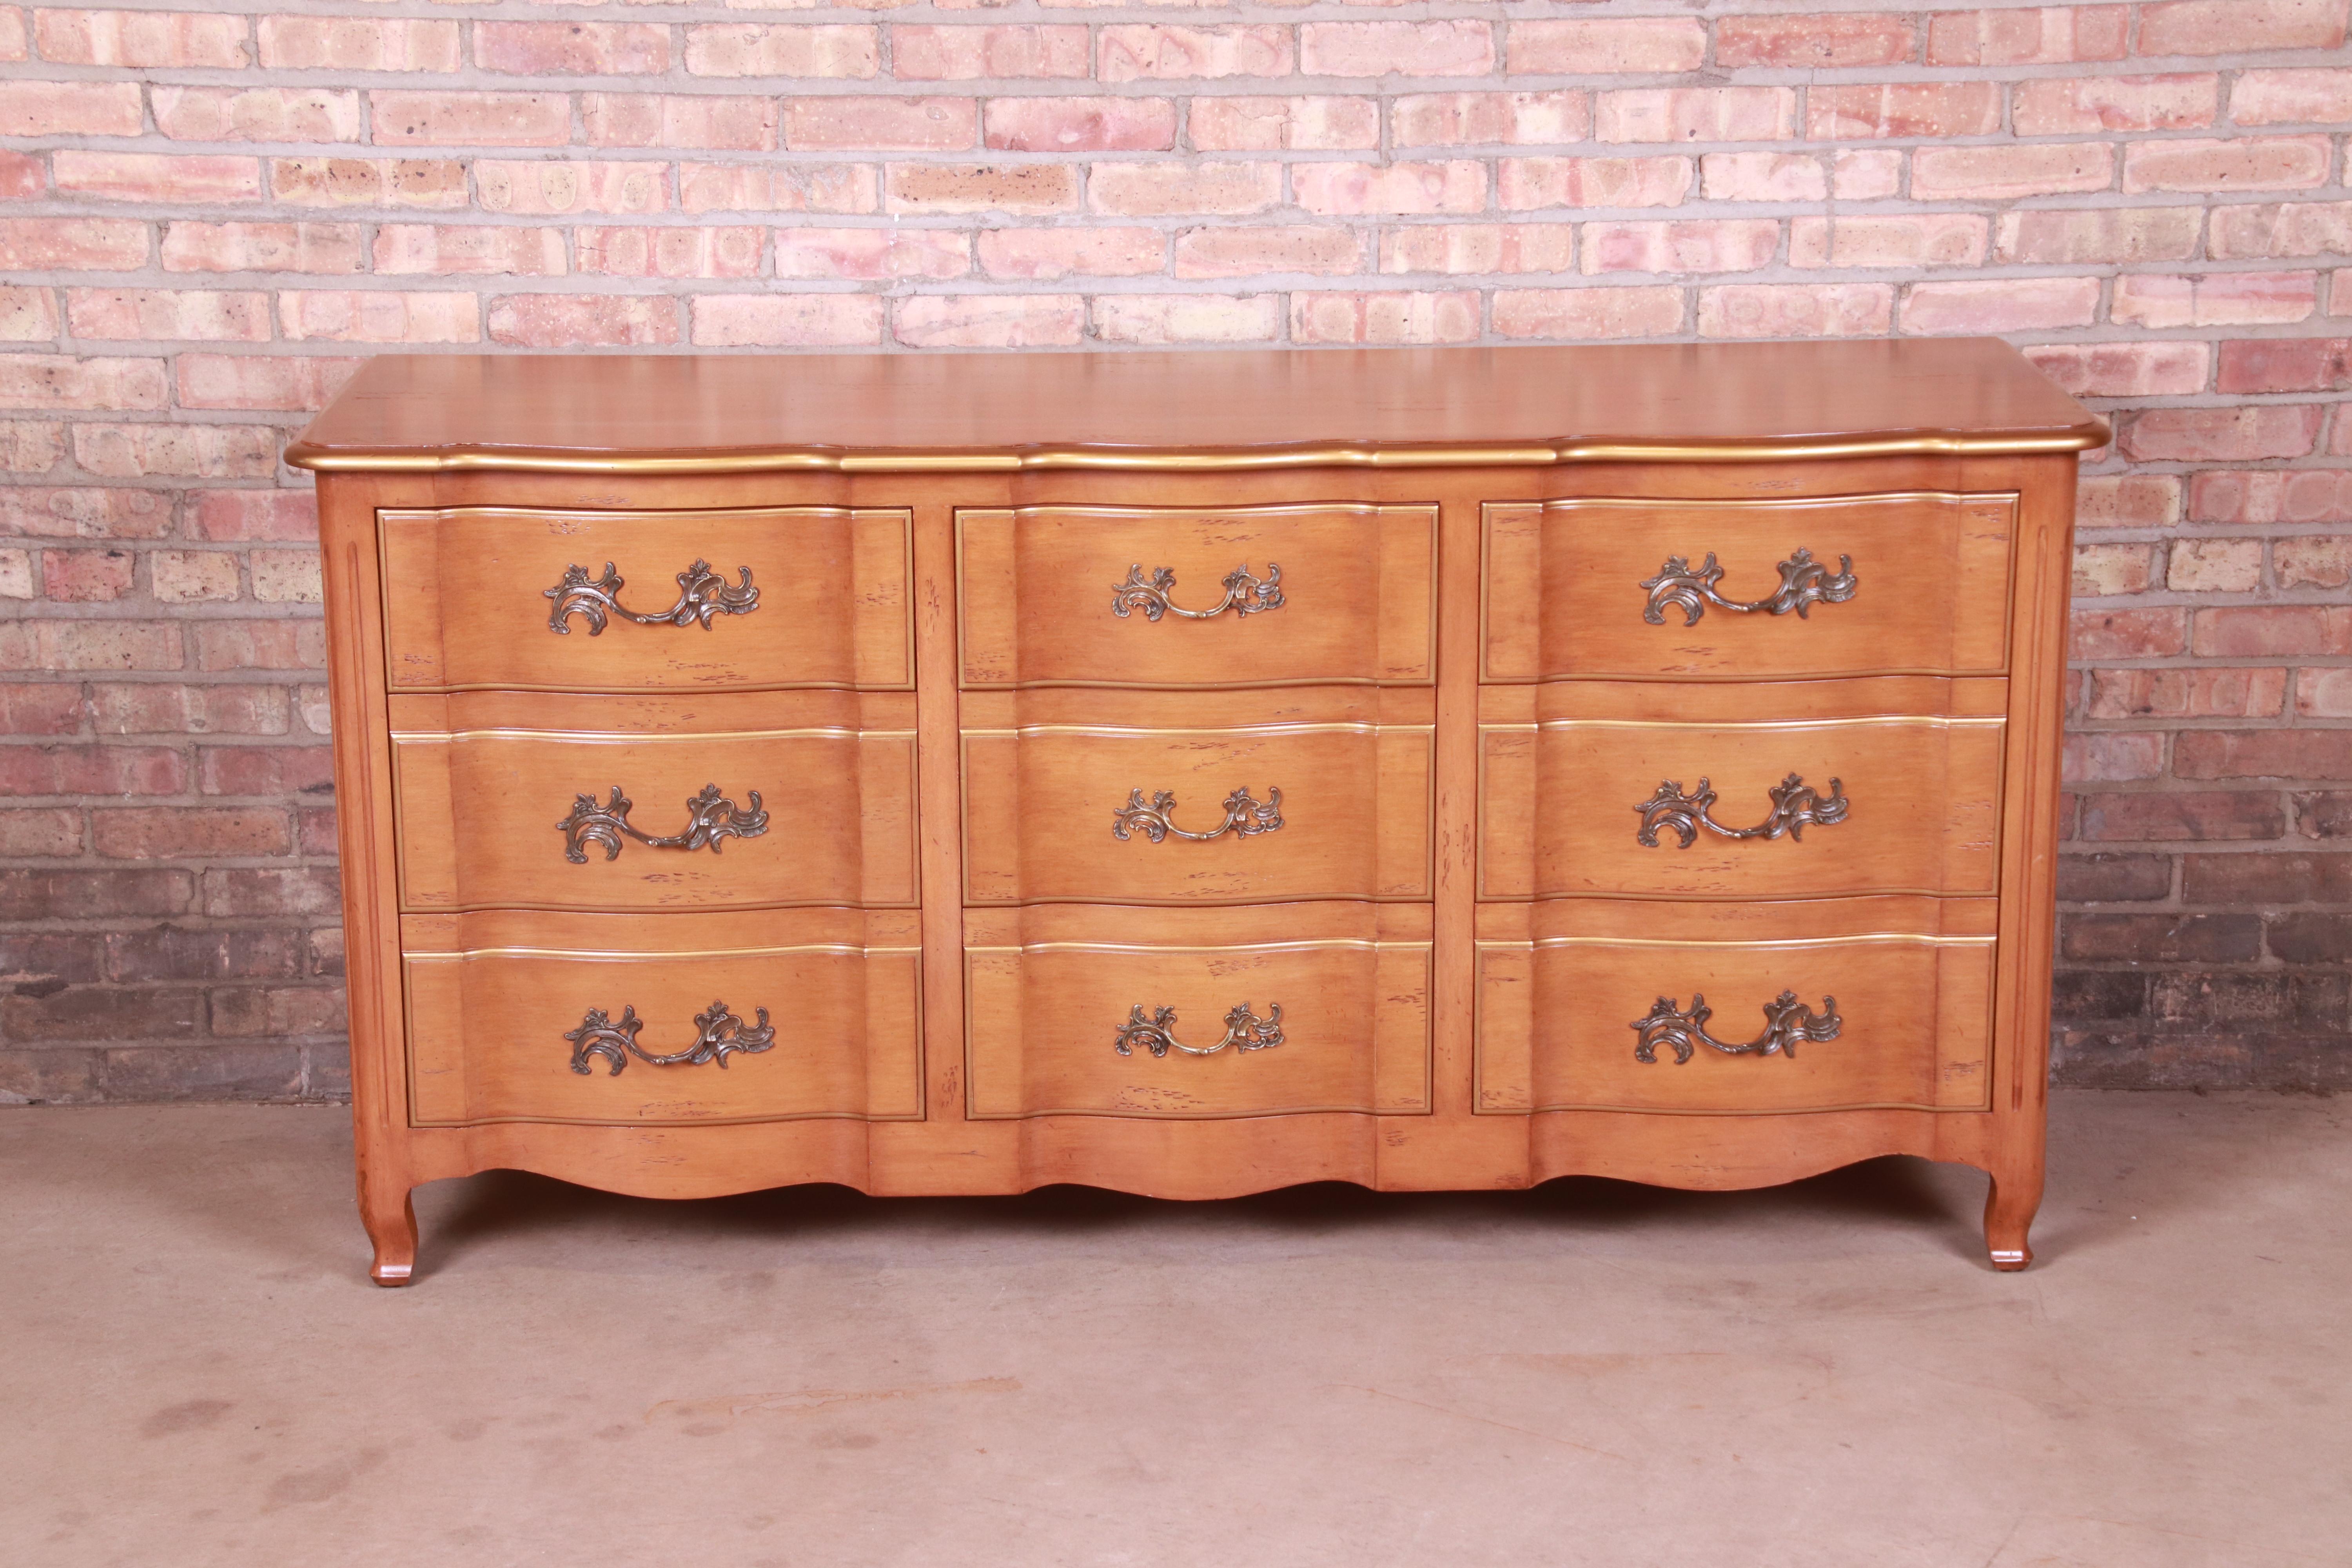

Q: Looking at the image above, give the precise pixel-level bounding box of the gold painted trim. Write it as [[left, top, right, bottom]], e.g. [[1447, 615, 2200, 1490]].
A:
[[391, 728, 917, 743], [290, 428, 2109, 475], [408, 944, 923, 961], [961, 722, 1431, 739], [1489, 715, 2007, 733], [1479, 934, 1997, 950], [967, 940, 1430, 955]]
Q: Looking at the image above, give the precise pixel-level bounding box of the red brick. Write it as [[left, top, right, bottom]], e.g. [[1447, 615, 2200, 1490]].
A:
[[1597, 89, 1794, 143], [1504, 18, 1702, 74], [784, 96, 973, 152], [2193, 606, 2352, 657], [575, 226, 764, 279], [0, 868, 191, 920], [2217, 338, 2352, 394], [888, 163, 1079, 216], [0, 8, 21, 61], [2027, 342, 2209, 397], [774, 228, 968, 280], [2077, 474, 2181, 528], [1901, 276, 2101, 334], [0, 286, 56, 341], [369, 92, 572, 149], [203, 867, 338, 918], [2298, 791, 2352, 839], [1290, 290, 1479, 346], [1089, 161, 1278, 217], [683, 24, 879, 78], [152, 87, 360, 144], [1294, 161, 1484, 216], [0, 684, 85, 735], [2181, 850, 2352, 904], [257, 16, 458, 72], [2124, 136, 2331, 194], [0, 356, 168, 412], [486, 294, 681, 348], [1806, 82, 2001, 139], [583, 94, 779, 152], [278, 291, 479, 344], [2122, 405, 2323, 461], [150, 549, 239, 604], [889, 25, 1088, 80], [2176, 731, 2352, 781], [2137, 0, 2348, 56], [2277, 534, 2352, 584], [2191, 470, 2352, 525], [1700, 152, 1827, 203], [474, 22, 669, 76], [975, 227, 1164, 279], [0, 619, 184, 670], [0, 809, 81, 857], [896, 294, 1084, 348], [2078, 791, 2285, 842], [1581, 219, 1777, 276], [1491, 286, 1684, 341], [1913, 143, 2112, 200], [1379, 223, 1575, 276], [55, 152, 260, 205], [36, 550, 134, 604], [0, 487, 169, 539], [1499, 156, 1691, 211], [2072, 607, 2188, 659], [1789, 214, 1985, 269], [269, 158, 469, 211], [0, 151, 42, 200], [1925, 6, 2127, 65], [1088, 294, 1273, 346], [1392, 92, 1588, 149], [2014, 74, 2216, 134], [2113, 270, 2317, 326], [0, 220, 146, 271], [176, 355, 361, 412], [189, 619, 326, 672], [373, 225, 566, 277], [679, 164, 875, 216], [197, 745, 334, 797], [1097, 25, 1292, 82], [1697, 283, 1893, 338], [2296, 668, 2352, 718], [476, 161, 668, 217], [2087, 667, 2288, 719], [93, 808, 288, 860], [689, 294, 884, 347], [2166, 538, 2264, 591], [1174, 225, 1362, 279], [2065, 732, 2168, 784], [2231, 68, 2352, 125], [984, 96, 1175, 152], [33, 9, 248, 68], [193, 491, 317, 543], [0, 80, 145, 137], [1305, 20, 1497, 76], [1189, 97, 1378, 151], [65, 289, 271, 342], [1715, 12, 1915, 67]]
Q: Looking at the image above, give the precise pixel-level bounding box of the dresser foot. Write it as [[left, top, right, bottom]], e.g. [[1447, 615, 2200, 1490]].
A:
[[361, 1186, 418, 1287], [1983, 1171, 2041, 1272]]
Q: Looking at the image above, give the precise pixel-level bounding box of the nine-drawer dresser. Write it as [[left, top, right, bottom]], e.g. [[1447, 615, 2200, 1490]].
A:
[[289, 339, 2105, 1284]]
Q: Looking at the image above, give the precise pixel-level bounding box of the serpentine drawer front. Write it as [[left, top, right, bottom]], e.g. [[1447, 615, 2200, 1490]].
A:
[[292, 341, 2102, 1284]]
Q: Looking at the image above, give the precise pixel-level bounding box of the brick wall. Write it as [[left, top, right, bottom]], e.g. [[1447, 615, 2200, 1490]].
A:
[[1, 0, 2347, 1102]]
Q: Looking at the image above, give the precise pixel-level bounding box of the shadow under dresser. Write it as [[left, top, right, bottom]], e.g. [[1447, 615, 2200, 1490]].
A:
[[286, 339, 2107, 1283]]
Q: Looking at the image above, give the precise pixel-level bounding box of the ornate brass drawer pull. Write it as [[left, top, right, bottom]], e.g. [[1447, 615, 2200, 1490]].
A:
[[1632, 991, 1841, 1065], [566, 1000, 776, 1075], [1112, 785, 1283, 844], [1641, 548, 1856, 626], [545, 558, 759, 635], [1636, 772, 1848, 848], [557, 783, 769, 863], [1111, 562, 1283, 622], [1114, 1002, 1285, 1058]]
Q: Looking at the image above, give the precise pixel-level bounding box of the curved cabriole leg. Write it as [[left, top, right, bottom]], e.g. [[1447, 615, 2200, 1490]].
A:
[[1984, 1168, 2042, 1272], [360, 1179, 418, 1287]]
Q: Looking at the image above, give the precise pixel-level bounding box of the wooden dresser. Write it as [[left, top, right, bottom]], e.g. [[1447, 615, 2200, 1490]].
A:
[[288, 340, 2105, 1284]]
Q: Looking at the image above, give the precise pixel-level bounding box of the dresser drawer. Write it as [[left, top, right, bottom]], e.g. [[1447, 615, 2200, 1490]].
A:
[[961, 695, 1434, 905], [390, 691, 916, 912], [1479, 678, 2005, 900], [1483, 490, 2015, 681], [401, 909, 922, 1127], [964, 904, 1430, 1118], [1475, 898, 1994, 1115], [381, 505, 911, 692], [958, 503, 1436, 689]]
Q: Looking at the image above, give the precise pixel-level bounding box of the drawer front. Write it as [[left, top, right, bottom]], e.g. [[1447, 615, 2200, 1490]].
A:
[[1480, 713, 2004, 900], [382, 505, 911, 692], [962, 722, 1434, 905], [1483, 491, 2015, 681], [394, 718, 917, 912], [1475, 903, 1995, 1115], [958, 503, 1436, 689], [402, 911, 922, 1127], [965, 918, 1430, 1119]]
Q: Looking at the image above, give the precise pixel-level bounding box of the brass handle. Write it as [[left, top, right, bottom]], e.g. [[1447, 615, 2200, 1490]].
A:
[[1632, 991, 1841, 1065], [546, 558, 758, 634], [558, 784, 769, 863], [1114, 1002, 1284, 1058], [1112, 786, 1283, 844], [566, 1001, 775, 1075], [1635, 773, 1847, 848], [1641, 548, 1855, 626], [1111, 562, 1283, 621]]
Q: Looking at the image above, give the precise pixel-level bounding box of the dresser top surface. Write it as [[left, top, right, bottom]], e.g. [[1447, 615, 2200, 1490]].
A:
[[287, 338, 2106, 474]]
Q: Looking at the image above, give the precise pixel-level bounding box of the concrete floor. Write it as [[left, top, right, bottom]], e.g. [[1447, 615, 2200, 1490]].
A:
[[3, 1093, 2347, 1568]]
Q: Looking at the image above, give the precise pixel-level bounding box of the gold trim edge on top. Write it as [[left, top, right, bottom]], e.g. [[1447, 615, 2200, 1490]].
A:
[[287, 427, 2111, 475]]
